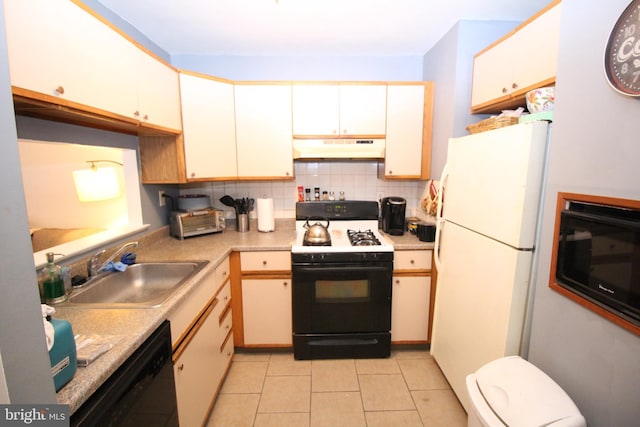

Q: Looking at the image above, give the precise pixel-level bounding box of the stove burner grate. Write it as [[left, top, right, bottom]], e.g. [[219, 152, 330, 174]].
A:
[[347, 229, 381, 246]]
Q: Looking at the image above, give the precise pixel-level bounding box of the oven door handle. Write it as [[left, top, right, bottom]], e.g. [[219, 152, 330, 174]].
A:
[[294, 265, 391, 274]]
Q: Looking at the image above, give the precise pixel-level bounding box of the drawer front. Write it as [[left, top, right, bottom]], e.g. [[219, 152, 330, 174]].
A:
[[241, 251, 291, 272], [214, 256, 230, 287], [394, 250, 432, 271], [214, 282, 232, 341], [215, 280, 232, 308], [168, 270, 215, 345], [217, 305, 233, 344]]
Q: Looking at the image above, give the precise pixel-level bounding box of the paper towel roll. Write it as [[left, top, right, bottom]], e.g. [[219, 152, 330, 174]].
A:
[[257, 198, 275, 232]]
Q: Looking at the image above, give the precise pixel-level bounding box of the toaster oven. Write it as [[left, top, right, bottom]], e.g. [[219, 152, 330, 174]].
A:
[[170, 209, 225, 239]]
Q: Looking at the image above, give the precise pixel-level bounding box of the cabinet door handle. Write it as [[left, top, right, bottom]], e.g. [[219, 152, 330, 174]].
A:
[[262, 260, 268, 266], [143, 114, 149, 121], [283, 281, 288, 286], [502, 87, 508, 94], [512, 82, 518, 89], [55, 86, 64, 95], [395, 279, 400, 285], [410, 259, 415, 264], [134, 110, 140, 117], [177, 363, 184, 371]]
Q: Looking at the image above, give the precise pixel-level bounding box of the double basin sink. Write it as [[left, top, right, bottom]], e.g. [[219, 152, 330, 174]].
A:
[[66, 261, 208, 308]]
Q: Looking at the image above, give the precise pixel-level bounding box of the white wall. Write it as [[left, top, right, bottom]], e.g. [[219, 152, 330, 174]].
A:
[[19, 141, 129, 229], [172, 55, 424, 81], [527, 1, 640, 425], [0, 2, 57, 403]]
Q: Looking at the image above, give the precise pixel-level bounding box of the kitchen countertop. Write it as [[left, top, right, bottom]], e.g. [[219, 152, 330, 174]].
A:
[[52, 221, 433, 414]]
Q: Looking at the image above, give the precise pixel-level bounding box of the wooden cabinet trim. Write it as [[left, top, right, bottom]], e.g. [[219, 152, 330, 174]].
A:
[[421, 81, 434, 179], [230, 252, 244, 347], [178, 69, 234, 84]]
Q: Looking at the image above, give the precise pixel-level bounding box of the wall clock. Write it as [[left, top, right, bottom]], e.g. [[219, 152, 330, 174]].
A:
[[604, 0, 640, 96]]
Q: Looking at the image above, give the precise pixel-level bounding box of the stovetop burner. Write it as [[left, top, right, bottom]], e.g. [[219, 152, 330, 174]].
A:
[[347, 229, 381, 246]]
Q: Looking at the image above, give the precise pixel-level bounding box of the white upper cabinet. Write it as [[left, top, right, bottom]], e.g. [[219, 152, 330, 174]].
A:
[[470, 1, 562, 113], [5, 0, 137, 118], [136, 53, 182, 131], [180, 73, 237, 180], [5, 0, 181, 132], [338, 84, 387, 136], [234, 84, 293, 179], [292, 83, 386, 137], [384, 84, 426, 178], [292, 84, 340, 136]]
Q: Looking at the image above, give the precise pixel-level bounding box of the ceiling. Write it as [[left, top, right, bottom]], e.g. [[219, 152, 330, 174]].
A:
[[96, 0, 552, 57]]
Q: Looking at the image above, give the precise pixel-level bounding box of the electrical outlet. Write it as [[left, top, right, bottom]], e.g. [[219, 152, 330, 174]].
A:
[[158, 190, 166, 207]]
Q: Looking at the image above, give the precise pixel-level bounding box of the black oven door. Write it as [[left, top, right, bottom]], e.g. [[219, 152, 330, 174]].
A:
[[292, 262, 392, 334]]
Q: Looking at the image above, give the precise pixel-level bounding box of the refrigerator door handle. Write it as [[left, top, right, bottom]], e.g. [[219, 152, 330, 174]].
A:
[[434, 163, 449, 271], [436, 163, 449, 222], [434, 218, 444, 270]]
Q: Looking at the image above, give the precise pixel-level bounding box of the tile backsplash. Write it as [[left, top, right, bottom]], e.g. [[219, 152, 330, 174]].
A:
[[181, 160, 426, 219]]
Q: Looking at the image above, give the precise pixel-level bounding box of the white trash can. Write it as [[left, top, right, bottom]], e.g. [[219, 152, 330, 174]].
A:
[[466, 356, 586, 427]]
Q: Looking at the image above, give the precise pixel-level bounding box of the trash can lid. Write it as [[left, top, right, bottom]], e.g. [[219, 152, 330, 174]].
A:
[[475, 356, 585, 427]]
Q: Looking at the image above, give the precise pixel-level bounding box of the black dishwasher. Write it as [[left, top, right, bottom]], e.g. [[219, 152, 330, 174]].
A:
[[71, 320, 178, 426]]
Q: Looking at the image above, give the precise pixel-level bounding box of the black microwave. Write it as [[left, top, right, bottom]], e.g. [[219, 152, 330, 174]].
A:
[[556, 201, 640, 325]]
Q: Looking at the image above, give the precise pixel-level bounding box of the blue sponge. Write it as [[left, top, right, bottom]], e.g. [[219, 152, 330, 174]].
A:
[[120, 252, 137, 265]]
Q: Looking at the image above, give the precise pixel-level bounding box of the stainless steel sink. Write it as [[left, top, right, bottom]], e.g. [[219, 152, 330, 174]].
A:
[[66, 261, 208, 308]]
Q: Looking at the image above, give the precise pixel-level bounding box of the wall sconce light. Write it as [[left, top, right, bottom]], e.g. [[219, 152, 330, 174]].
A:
[[73, 160, 123, 202]]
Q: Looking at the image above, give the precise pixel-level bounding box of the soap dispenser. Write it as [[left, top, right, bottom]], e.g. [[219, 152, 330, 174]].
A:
[[39, 252, 67, 304]]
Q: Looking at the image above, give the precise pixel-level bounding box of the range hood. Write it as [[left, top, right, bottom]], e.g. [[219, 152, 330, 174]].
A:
[[293, 138, 385, 160]]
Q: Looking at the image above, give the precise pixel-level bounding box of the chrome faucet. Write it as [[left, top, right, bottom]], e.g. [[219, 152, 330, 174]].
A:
[[87, 241, 138, 277]]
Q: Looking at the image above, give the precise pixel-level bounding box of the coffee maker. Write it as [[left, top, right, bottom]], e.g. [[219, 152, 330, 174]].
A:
[[380, 197, 407, 235]]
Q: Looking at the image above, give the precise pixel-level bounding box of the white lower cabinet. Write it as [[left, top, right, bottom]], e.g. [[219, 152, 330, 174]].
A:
[[242, 278, 292, 346], [173, 301, 219, 427], [391, 276, 432, 342], [168, 257, 233, 426], [391, 250, 433, 343]]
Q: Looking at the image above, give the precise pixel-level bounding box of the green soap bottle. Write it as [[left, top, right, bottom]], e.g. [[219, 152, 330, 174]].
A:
[[40, 252, 67, 304]]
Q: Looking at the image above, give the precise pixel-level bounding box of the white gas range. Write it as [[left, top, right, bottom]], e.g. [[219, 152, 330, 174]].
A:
[[290, 200, 395, 360]]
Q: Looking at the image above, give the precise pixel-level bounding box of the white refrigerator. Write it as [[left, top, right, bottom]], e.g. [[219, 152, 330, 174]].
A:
[[431, 121, 551, 412]]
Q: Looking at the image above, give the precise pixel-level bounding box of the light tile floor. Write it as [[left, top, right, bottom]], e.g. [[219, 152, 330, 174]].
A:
[[206, 349, 467, 427]]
